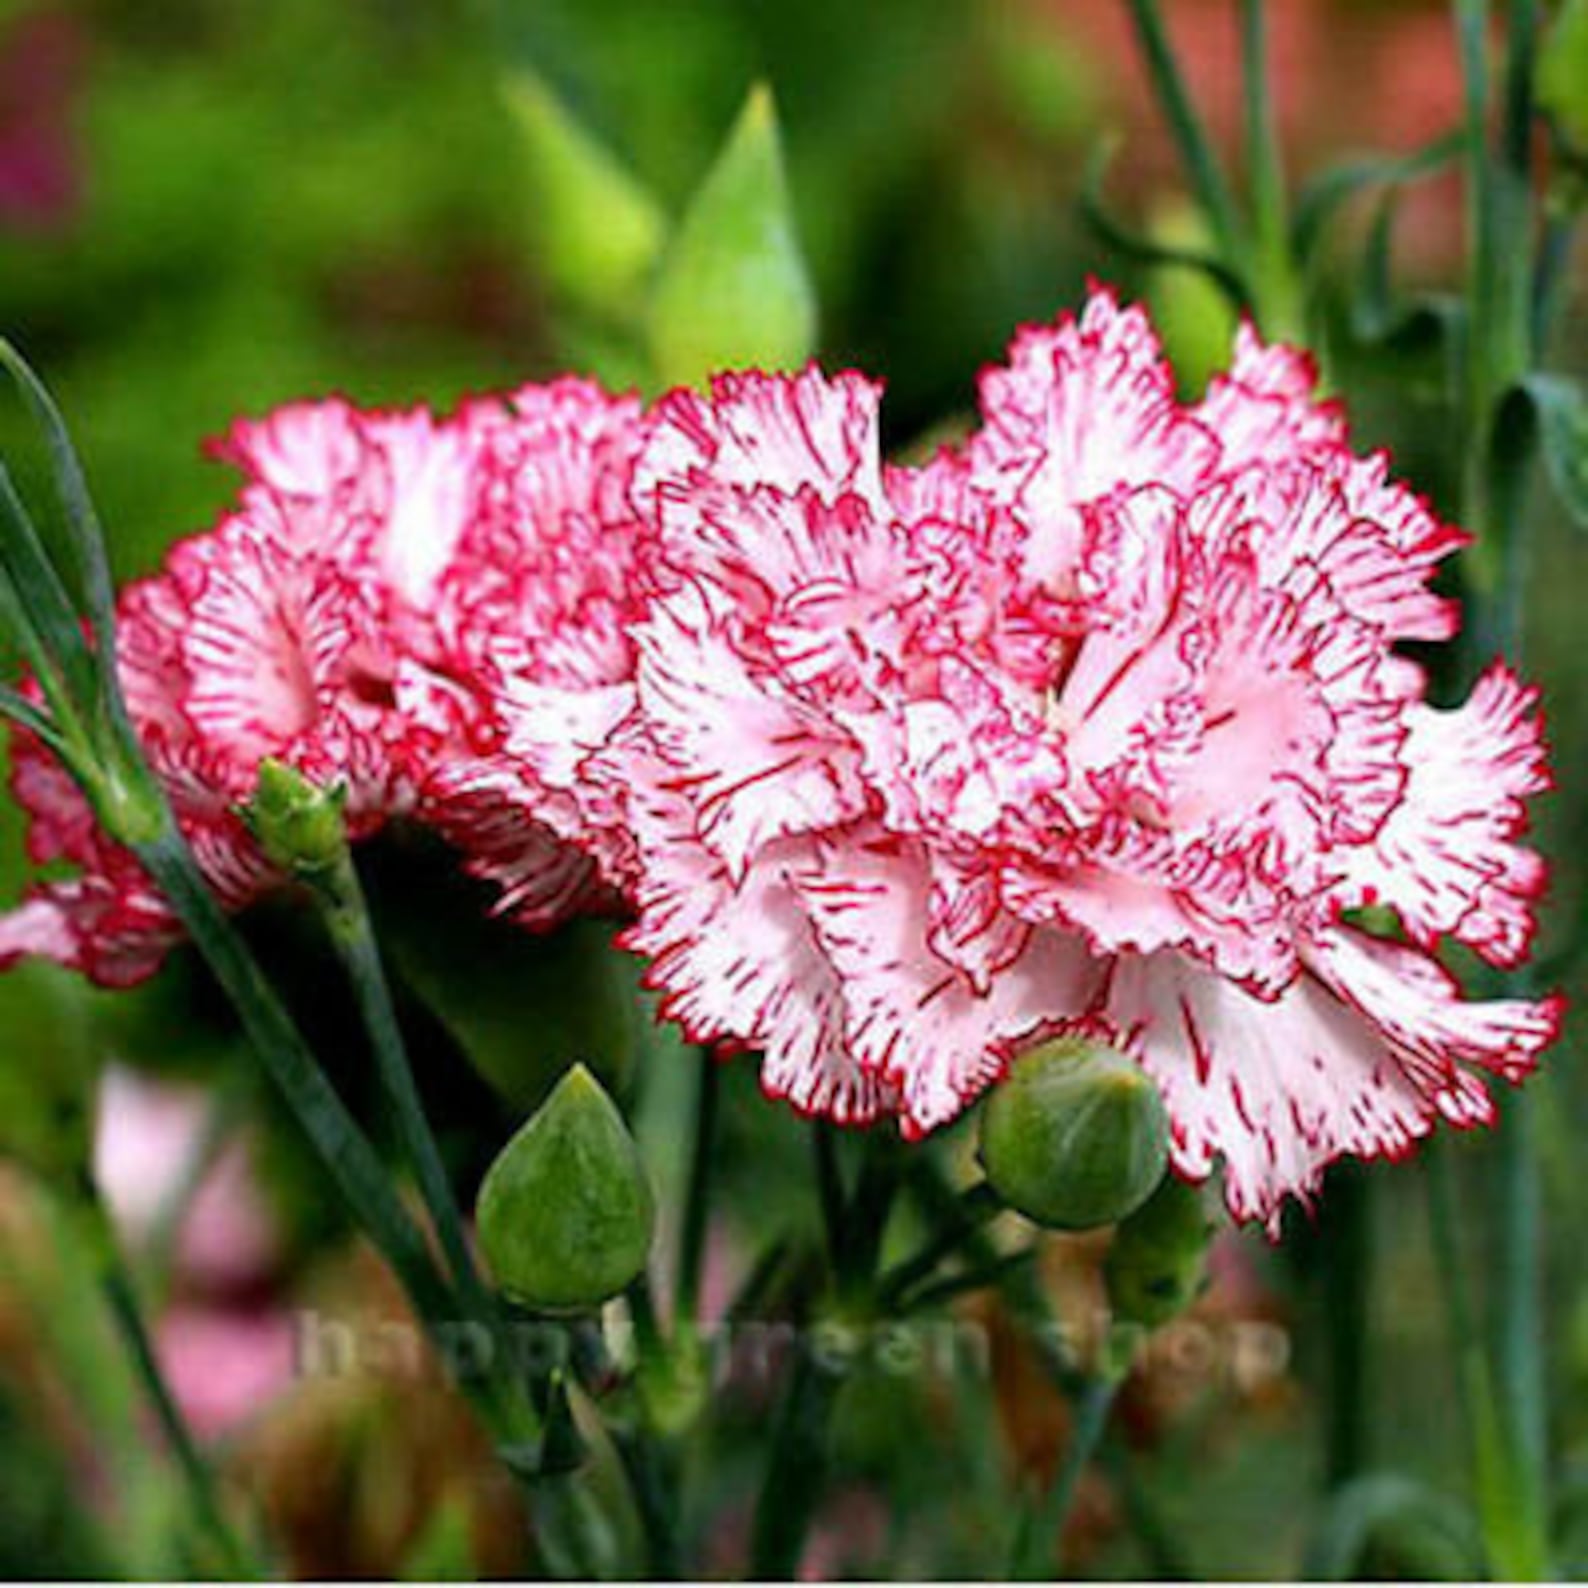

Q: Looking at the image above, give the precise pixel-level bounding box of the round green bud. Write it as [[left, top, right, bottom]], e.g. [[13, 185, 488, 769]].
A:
[[978, 1036, 1168, 1230], [1104, 1175, 1213, 1330], [244, 759, 349, 879], [476, 1063, 654, 1313]]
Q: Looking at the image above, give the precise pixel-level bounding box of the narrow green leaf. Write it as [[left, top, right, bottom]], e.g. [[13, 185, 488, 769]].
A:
[[1348, 185, 1463, 360], [1291, 131, 1462, 263], [648, 84, 817, 388], [502, 63, 668, 325], [1302, 1474, 1484, 1580], [1080, 141, 1245, 306], [0, 341, 117, 648], [0, 461, 96, 704], [0, 681, 63, 751], [1508, 373, 1588, 529]]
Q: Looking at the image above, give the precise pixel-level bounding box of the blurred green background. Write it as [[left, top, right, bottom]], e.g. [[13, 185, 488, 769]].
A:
[[1, 0, 1586, 1578]]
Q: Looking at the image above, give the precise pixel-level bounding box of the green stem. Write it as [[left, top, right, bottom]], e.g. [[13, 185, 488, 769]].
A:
[[1239, 0, 1304, 339], [1008, 1374, 1120, 1579], [878, 1180, 1002, 1308], [609, 1421, 681, 1579], [1124, 0, 1245, 263], [674, 1049, 720, 1326], [135, 826, 545, 1466], [91, 1199, 261, 1580], [748, 1345, 848, 1579], [749, 1131, 898, 1577], [1323, 1171, 1372, 1485], [314, 850, 551, 1465], [316, 851, 485, 1311], [813, 1120, 846, 1270], [1445, 5, 1552, 1575], [1426, 1143, 1550, 1578], [135, 828, 453, 1325]]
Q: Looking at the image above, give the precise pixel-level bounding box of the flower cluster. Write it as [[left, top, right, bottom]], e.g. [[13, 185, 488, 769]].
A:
[[0, 289, 1560, 1226], [0, 379, 650, 984]]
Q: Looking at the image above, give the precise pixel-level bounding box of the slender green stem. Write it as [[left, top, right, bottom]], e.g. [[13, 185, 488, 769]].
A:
[[1322, 1171, 1372, 1485], [316, 850, 485, 1310], [1443, 6, 1553, 1575], [1008, 1374, 1119, 1579], [813, 1120, 846, 1271], [1239, 0, 1304, 338], [135, 828, 549, 1463], [1493, 1089, 1549, 1537], [1426, 1143, 1550, 1578], [609, 1421, 681, 1578], [90, 1195, 261, 1580], [879, 1180, 1002, 1307], [748, 1344, 848, 1579], [628, 1268, 666, 1365], [135, 829, 453, 1323], [674, 1049, 720, 1326], [1124, 0, 1245, 261], [749, 1130, 898, 1577]]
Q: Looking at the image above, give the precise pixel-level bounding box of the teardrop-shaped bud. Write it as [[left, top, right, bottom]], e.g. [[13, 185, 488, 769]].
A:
[[978, 1036, 1168, 1230], [1104, 1175, 1213, 1330], [476, 1063, 654, 1313], [647, 84, 817, 388]]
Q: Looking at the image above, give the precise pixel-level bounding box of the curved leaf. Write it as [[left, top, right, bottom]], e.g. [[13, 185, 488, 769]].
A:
[[1303, 1473, 1484, 1581]]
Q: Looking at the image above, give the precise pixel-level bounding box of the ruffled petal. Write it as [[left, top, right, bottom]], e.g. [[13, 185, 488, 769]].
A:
[[636, 365, 885, 516], [1333, 663, 1548, 966], [1093, 934, 1558, 1232], [797, 832, 1102, 1134], [619, 752, 895, 1126], [969, 287, 1220, 587], [634, 585, 871, 878]]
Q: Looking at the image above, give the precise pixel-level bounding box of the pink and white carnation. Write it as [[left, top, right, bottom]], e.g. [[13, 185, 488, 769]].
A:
[[0, 381, 650, 984], [613, 289, 1560, 1228]]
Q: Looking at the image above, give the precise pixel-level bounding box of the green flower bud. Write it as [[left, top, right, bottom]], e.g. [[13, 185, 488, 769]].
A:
[[1104, 1175, 1213, 1331], [647, 84, 817, 389], [1541, 0, 1588, 164], [978, 1036, 1168, 1230], [243, 759, 348, 878], [476, 1064, 654, 1313]]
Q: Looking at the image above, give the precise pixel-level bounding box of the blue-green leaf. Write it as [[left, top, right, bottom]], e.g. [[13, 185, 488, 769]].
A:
[[1514, 373, 1588, 529], [1302, 1474, 1483, 1580]]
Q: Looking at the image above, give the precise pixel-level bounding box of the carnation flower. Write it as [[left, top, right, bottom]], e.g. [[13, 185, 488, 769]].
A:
[[617, 290, 1559, 1227], [1, 381, 649, 983], [401, 379, 652, 925]]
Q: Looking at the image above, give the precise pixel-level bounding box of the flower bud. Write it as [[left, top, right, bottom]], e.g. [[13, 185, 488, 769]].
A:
[[978, 1036, 1168, 1230], [243, 759, 348, 879], [476, 1063, 654, 1313], [1104, 1176, 1213, 1330], [1541, 0, 1588, 166]]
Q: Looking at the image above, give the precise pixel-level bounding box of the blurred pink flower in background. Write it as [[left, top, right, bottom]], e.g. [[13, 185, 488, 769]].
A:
[[155, 1305, 298, 1441], [94, 1065, 299, 1437], [93, 1065, 281, 1295], [0, 5, 86, 234]]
